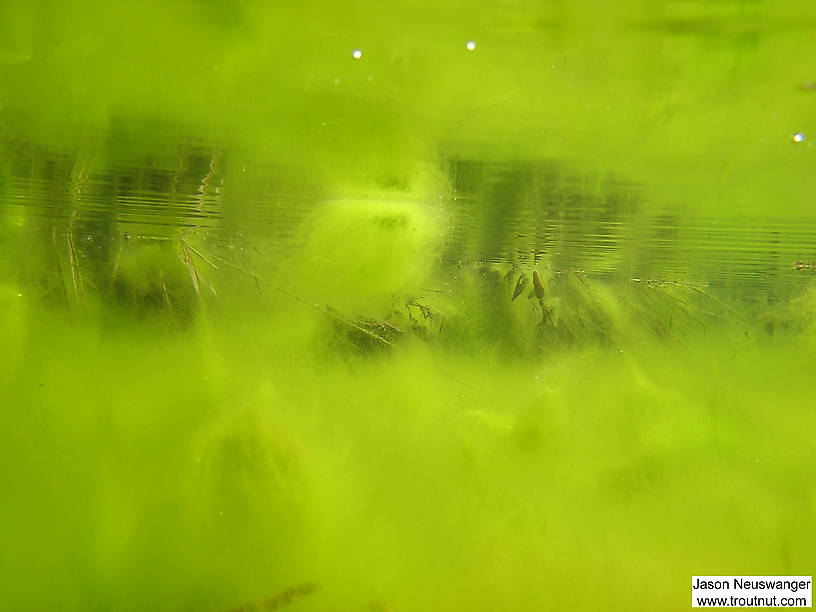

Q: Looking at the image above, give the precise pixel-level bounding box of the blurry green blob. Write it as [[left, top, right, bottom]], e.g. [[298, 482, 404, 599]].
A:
[[293, 197, 443, 313], [1, 281, 815, 610], [0, 4, 33, 67]]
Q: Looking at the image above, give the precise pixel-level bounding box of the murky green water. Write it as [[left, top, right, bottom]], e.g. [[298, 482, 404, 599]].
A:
[[2, 2, 816, 610]]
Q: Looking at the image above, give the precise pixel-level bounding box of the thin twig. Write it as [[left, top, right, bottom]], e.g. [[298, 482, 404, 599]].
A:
[[183, 240, 396, 347], [179, 241, 202, 299], [67, 211, 84, 306], [51, 226, 70, 307]]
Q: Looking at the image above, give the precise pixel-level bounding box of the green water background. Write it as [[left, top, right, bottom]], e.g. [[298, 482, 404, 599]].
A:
[[1, 1, 815, 610]]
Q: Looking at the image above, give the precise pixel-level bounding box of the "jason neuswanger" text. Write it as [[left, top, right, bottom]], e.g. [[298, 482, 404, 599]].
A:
[[693, 578, 811, 592]]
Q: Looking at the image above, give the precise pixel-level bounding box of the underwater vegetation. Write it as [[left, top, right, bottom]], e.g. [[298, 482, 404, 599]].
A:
[[2, 271, 815, 611], [0, 138, 808, 362], [3, 0, 816, 608], [2, 152, 816, 611]]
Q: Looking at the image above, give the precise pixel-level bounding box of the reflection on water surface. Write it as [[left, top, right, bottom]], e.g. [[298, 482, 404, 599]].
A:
[[2, 2, 816, 610]]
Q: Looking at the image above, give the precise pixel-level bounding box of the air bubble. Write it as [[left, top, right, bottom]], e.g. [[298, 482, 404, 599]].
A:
[[466, 40, 477, 51], [792, 132, 805, 143], [352, 48, 362, 59]]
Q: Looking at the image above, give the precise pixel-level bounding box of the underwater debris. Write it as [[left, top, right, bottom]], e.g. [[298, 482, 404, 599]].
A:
[[225, 581, 318, 612], [325, 308, 399, 351], [99, 225, 750, 352], [407, 300, 432, 320], [626, 277, 746, 344], [631, 278, 739, 320], [325, 296, 447, 353], [480, 260, 750, 349], [406, 298, 445, 332], [182, 238, 398, 348]]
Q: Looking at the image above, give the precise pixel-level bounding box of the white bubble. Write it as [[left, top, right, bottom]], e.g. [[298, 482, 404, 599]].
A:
[[793, 132, 805, 143], [352, 48, 362, 59], [466, 40, 477, 51]]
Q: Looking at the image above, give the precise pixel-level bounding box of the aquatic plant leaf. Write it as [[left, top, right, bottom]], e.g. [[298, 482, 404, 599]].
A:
[[532, 270, 546, 300], [511, 274, 528, 301]]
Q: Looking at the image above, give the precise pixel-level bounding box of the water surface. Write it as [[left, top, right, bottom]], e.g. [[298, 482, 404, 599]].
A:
[[1, 2, 815, 610]]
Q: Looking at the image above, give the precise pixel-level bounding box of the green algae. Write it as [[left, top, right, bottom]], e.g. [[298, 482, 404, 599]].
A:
[[2, 1, 816, 610]]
